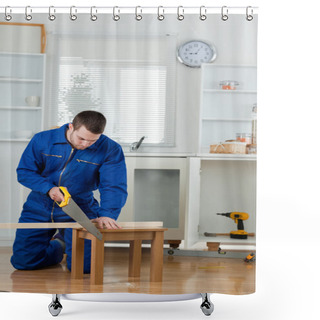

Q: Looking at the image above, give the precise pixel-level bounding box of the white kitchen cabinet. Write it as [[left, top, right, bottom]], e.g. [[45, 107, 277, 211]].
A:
[[185, 157, 256, 249], [120, 156, 187, 240], [199, 64, 257, 155], [0, 52, 45, 141]]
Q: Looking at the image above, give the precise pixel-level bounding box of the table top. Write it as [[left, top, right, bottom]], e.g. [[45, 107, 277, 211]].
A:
[[0, 221, 165, 230]]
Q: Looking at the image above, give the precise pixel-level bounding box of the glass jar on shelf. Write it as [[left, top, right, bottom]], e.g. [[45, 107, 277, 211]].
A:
[[219, 80, 239, 90], [236, 133, 252, 144]]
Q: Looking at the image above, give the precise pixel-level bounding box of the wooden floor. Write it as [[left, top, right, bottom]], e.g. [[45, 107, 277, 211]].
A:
[[0, 246, 255, 295]]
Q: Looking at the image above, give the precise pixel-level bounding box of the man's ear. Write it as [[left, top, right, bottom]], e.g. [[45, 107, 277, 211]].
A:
[[68, 123, 74, 132]]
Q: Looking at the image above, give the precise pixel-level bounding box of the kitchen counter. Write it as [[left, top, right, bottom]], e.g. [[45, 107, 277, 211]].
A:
[[124, 153, 256, 160], [124, 153, 195, 157]]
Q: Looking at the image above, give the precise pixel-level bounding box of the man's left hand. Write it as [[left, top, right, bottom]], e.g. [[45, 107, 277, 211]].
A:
[[92, 217, 122, 229]]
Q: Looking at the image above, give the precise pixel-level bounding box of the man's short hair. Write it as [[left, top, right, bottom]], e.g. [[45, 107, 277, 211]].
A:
[[72, 111, 106, 134]]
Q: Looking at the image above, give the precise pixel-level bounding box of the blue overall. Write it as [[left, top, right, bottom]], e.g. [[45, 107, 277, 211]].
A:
[[11, 124, 127, 273]]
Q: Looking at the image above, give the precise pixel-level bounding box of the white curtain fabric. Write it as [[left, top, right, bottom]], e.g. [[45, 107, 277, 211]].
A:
[[0, 8, 257, 296]]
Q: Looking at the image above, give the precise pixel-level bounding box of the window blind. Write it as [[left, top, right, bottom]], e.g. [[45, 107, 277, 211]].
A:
[[46, 35, 177, 146]]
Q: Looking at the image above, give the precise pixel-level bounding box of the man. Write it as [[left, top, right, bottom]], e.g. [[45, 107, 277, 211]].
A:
[[11, 111, 127, 273]]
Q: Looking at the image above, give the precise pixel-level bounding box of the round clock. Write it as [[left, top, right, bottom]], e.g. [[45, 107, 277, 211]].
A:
[[177, 40, 217, 68]]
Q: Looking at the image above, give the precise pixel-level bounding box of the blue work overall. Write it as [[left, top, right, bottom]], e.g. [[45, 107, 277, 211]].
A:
[[11, 124, 127, 273]]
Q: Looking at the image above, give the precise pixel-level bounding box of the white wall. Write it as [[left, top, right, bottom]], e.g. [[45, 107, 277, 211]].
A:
[[9, 13, 257, 154]]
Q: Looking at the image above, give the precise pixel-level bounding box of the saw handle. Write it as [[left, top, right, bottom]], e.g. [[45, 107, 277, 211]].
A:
[[57, 186, 71, 208]]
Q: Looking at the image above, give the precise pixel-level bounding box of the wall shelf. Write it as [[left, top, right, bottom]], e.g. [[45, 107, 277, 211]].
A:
[[0, 139, 31, 142], [0, 106, 42, 111], [0, 78, 43, 83], [203, 89, 257, 94], [202, 118, 252, 122], [197, 153, 256, 160], [199, 64, 257, 152]]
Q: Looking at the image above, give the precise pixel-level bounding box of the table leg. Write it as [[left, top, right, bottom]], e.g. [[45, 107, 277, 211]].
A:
[[90, 237, 105, 285], [150, 231, 164, 282], [71, 229, 85, 279], [129, 239, 142, 277]]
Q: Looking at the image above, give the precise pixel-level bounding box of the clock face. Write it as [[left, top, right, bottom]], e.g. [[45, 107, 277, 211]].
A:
[[177, 40, 216, 68]]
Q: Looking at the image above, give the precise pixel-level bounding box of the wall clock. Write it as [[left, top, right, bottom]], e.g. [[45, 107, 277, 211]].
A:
[[177, 40, 217, 68]]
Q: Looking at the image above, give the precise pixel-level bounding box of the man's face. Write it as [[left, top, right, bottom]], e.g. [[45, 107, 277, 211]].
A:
[[68, 124, 101, 150]]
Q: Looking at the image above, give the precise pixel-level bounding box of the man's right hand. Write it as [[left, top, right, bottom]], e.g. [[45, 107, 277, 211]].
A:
[[48, 187, 65, 203]]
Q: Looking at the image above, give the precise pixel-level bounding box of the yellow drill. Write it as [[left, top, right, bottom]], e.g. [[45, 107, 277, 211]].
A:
[[217, 212, 249, 239]]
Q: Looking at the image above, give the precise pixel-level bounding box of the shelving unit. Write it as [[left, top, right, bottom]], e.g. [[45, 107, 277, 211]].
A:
[[199, 64, 257, 155], [0, 52, 46, 141], [184, 65, 257, 249], [0, 52, 46, 244]]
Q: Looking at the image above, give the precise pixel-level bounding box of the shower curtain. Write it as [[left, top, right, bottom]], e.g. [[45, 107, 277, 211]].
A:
[[0, 4, 257, 306]]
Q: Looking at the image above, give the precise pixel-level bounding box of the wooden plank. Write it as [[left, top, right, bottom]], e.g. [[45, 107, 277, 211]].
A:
[[204, 232, 255, 237], [79, 231, 156, 242], [0, 222, 81, 229], [117, 221, 163, 228], [0, 221, 163, 230]]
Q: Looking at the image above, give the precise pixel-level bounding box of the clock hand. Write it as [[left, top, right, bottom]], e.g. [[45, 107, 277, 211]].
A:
[[190, 48, 201, 55], [191, 47, 202, 55]]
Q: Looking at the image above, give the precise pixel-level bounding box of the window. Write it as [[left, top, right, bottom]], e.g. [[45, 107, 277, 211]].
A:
[[47, 36, 177, 147]]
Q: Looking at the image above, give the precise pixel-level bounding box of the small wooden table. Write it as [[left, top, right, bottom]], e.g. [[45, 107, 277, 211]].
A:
[[71, 227, 167, 285]]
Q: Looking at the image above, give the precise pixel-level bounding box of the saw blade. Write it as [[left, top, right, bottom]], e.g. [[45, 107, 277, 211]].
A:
[[62, 198, 103, 240]]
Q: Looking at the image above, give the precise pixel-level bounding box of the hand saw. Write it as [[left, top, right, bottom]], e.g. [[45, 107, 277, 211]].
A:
[[57, 186, 103, 240]]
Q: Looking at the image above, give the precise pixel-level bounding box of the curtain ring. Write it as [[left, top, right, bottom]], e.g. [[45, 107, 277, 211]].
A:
[[90, 6, 98, 21], [49, 6, 56, 21], [25, 6, 32, 21], [113, 6, 120, 21], [4, 6, 12, 21], [246, 6, 254, 21], [221, 6, 228, 21], [135, 6, 142, 21], [177, 6, 184, 21], [157, 6, 165, 21], [200, 6, 207, 21], [70, 6, 77, 21]]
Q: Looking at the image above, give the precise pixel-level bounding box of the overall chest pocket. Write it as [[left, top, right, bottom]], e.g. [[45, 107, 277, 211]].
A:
[[74, 159, 101, 187], [42, 153, 64, 170]]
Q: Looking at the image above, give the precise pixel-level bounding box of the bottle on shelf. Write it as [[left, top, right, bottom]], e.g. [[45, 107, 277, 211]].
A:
[[251, 103, 257, 144], [248, 103, 257, 154]]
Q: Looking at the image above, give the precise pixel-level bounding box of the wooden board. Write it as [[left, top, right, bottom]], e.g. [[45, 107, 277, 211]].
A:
[[0, 221, 163, 229]]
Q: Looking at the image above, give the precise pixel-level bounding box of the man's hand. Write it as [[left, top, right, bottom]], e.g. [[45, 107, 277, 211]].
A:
[[48, 187, 65, 203], [92, 217, 122, 230]]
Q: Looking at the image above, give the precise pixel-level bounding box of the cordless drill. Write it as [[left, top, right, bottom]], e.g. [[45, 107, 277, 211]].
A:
[[217, 212, 249, 239]]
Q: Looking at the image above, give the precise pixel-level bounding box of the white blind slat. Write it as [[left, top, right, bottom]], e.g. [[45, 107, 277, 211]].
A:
[[51, 36, 176, 146]]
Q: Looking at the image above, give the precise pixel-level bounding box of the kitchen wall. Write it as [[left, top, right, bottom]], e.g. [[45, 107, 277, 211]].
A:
[[38, 13, 257, 154]]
